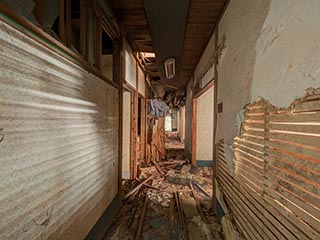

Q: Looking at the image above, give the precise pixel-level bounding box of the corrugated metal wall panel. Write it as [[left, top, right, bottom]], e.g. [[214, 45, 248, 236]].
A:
[[217, 90, 320, 240], [0, 21, 119, 240]]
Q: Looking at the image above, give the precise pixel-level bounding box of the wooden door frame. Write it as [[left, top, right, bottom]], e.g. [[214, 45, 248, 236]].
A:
[[191, 81, 215, 166]]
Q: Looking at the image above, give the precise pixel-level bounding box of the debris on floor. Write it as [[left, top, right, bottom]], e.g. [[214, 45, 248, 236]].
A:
[[104, 153, 223, 240]]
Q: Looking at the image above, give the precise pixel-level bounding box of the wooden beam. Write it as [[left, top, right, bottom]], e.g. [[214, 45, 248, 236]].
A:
[[192, 96, 197, 166], [35, 0, 43, 28], [95, 15, 102, 69], [59, 0, 65, 42], [79, 0, 86, 56], [66, 0, 72, 48]]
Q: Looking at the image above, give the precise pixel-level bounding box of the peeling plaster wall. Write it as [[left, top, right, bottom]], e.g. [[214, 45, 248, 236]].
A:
[[251, 0, 320, 106], [217, 0, 320, 145], [216, 0, 272, 145], [184, 78, 193, 159]]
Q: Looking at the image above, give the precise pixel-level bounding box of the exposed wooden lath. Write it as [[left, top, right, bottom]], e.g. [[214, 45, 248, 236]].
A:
[[216, 90, 320, 240]]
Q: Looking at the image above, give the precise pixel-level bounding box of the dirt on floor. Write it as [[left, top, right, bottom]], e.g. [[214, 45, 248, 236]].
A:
[[103, 154, 223, 240]]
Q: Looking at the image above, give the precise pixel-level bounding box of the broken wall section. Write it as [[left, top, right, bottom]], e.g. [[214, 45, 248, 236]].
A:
[[217, 0, 320, 145], [216, 89, 320, 239]]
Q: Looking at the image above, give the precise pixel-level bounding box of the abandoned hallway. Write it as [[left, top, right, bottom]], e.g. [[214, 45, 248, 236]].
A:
[[0, 0, 320, 239]]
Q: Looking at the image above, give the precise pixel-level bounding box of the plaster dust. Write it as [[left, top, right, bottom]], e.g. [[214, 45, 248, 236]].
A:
[[251, 0, 320, 107]]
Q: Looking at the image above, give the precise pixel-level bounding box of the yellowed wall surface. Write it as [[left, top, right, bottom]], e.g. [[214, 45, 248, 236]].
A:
[[122, 91, 131, 179], [101, 54, 113, 81], [137, 66, 145, 97], [184, 79, 193, 158], [217, 0, 320, 145], [196, 86, 214, 161], [124, 40, 137, 89], [0, 21, 119, 240]]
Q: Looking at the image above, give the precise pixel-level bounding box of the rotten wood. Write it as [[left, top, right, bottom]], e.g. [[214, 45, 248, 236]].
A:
[[189, 183, 207, 223], [135, 191, 148, 240], [194, 182, 211, 197], [123, 175, 154, 199], [151, 159, 166, 176]]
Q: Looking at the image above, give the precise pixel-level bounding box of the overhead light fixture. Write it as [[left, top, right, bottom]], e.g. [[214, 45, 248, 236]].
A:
[[164, 58, 175, 79]]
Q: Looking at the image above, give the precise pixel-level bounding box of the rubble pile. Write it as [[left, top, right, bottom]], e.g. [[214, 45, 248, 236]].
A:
[[104, 156, 223, 240]]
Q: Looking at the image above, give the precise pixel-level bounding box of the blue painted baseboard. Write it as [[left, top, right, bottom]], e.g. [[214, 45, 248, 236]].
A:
[[196, 160, 213, 167]]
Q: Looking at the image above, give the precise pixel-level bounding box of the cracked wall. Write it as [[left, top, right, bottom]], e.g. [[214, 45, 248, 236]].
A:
[[217, 0, 320, 145]]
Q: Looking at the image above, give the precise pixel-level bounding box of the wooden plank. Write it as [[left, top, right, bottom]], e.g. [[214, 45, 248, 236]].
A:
[[266, 154, 320, 185], [266, 131, 320, 149], [268, 123, 320, 135], [267, 147, 320, 172], [267, 164, 320, 195], [59, 0, 66, 42], [234, 142, 265, 157], [266, 169, 320, 209], [219, 171, 279, 240], [79, 0, 86, 56], [218, 167, 299, 240], [263, 192, 320, 239], [236, 164, 264, 186], [234, 148, 264, 166], [235, 155, 264, 174], [35, 0, 43, 28], [266, 138, 320, 160], [266, 180, 320, 222], [66, 0, 72, 48], [268, 111, 320, 122]]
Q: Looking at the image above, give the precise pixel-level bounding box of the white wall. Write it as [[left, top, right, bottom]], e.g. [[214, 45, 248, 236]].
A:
[[196, 86, 214, 161], [217, 0, 320, 145], [251, 0, 320, 106], [0, 21, 119, 240], [122, 91, 131, 179], [124, 40, 137, 89], [216, 0, 273, 145]]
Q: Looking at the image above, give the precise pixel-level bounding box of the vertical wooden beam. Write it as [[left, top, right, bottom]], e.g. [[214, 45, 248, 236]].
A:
[[95, 15, 102, 69], [212, 29, 219, 214], [79, 0, 86, 56], [59, 0, 65, 42], [35, 0, 43, 28], [65, 0, 71, 47], [85, 7, 90, 61], [116, 39, 124, 207], [141, 96, 146, 164], [131, 91, 138, 179], [192, 97, 197, 166]]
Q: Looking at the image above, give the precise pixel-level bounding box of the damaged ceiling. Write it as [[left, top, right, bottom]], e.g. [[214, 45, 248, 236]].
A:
[[109, 0, 228, 102]]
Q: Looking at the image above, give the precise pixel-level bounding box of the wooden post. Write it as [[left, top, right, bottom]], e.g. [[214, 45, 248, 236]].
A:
[[79, 0, 86, 56], [59, 0, 65, 42], [35, 0, 43, 28], [65, 0, 71, 48], [192, 97, 197, 166], [116, 39, 124, 206]]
